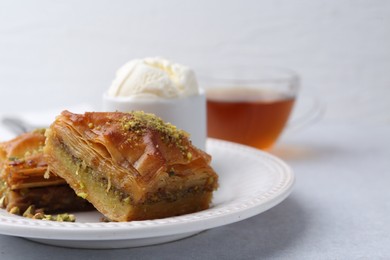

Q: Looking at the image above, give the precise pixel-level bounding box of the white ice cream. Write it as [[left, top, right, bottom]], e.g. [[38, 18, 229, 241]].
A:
[[107, 57, 199, 99], [103, 57, 206, 149]]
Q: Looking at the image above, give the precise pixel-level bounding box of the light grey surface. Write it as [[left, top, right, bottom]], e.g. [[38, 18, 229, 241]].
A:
[[0, 122, 389, 259]]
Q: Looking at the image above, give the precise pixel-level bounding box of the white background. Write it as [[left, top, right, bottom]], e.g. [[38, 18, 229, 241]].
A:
[[0, 0, 389, 124]]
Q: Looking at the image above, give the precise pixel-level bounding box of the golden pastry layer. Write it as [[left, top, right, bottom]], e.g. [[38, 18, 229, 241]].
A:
[[0, 130, 92, 213], [44, 111, 218, 221]]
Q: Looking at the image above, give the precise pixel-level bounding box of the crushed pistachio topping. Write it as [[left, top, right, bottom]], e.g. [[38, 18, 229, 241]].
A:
[[106, 177, 112, 193], [9, 204, 76, 222], [10, 206, 20, 215], [32, 212, 44, 220], [77, 192, 88, 199], [43, 168, 50, 179], [22, 205, 35, 217], [123, 196, 131, 204], [0, 196, 5, 208], [22, 146, 44, 159], [75, 164, 80, 175], [122, 111, 188, 140], [0, 181, 7, 208], [10, 137, 45, 163], [55, 213, 76, 222], [121, 111, 192, 156], [168, 169, 175, 177]]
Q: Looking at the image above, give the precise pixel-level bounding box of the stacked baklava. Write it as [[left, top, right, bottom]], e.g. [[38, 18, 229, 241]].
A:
[[0, 129, 92, 216]]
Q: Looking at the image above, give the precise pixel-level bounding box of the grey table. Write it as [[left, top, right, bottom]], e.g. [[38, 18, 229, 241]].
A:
[[0, 121, 389, 259]]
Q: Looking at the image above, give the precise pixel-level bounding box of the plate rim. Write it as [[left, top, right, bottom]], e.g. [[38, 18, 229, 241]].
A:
[[0, 138, 294, 241]]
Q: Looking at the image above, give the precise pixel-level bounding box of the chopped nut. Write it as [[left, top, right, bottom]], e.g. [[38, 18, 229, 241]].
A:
[[23, 205, 36, 217], [10, 207, 20, 215], [7, 203, 76, 222], [32, 212, 44, 219], [55, 215, 62, 222], [77, 192, 88, 199], [75, 164, 80, 175], [67, 214, 76, 222], [120, 111, 190, 153], [43, 168, 50, 179], [0, 196, 5, 208], [42, 214, 53, 221], [123, 197, 131, 204]]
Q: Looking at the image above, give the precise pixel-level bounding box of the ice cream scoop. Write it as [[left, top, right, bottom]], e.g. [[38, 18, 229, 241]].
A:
[[103, 57, 206, 150], [107, 57, 199, 99]]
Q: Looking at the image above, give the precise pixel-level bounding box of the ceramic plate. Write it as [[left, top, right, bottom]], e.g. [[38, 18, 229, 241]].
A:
[[0, 139, 294, 249]]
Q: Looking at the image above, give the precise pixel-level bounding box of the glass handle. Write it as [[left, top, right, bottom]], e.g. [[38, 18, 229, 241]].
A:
[[286, 96, 326, 133]]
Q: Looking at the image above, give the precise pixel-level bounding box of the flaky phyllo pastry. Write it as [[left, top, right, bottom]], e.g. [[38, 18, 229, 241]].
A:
[[0, 129, 92, 215], [44, 111, 218, 221]]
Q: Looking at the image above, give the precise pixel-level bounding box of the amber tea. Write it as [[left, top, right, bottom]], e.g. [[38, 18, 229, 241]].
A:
[[206, 87, 295, 150]]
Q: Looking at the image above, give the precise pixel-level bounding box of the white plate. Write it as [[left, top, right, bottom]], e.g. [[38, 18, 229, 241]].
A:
[[0, 139, 294, 249]]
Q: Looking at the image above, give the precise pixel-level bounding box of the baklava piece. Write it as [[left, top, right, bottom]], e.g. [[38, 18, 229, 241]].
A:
[[44, 111, 218, 221], [0, 129, 92, 215]]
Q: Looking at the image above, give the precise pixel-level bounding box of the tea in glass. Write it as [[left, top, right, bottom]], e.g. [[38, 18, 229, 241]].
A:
[[201, 67, 299, 150]]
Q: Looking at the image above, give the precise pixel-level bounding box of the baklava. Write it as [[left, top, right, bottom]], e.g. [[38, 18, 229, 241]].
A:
[[0, 129, 92, 214], [44, 111, 218, 221]]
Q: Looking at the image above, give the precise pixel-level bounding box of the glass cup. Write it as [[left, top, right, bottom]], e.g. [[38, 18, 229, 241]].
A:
[[199, 66, 299, 150]]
